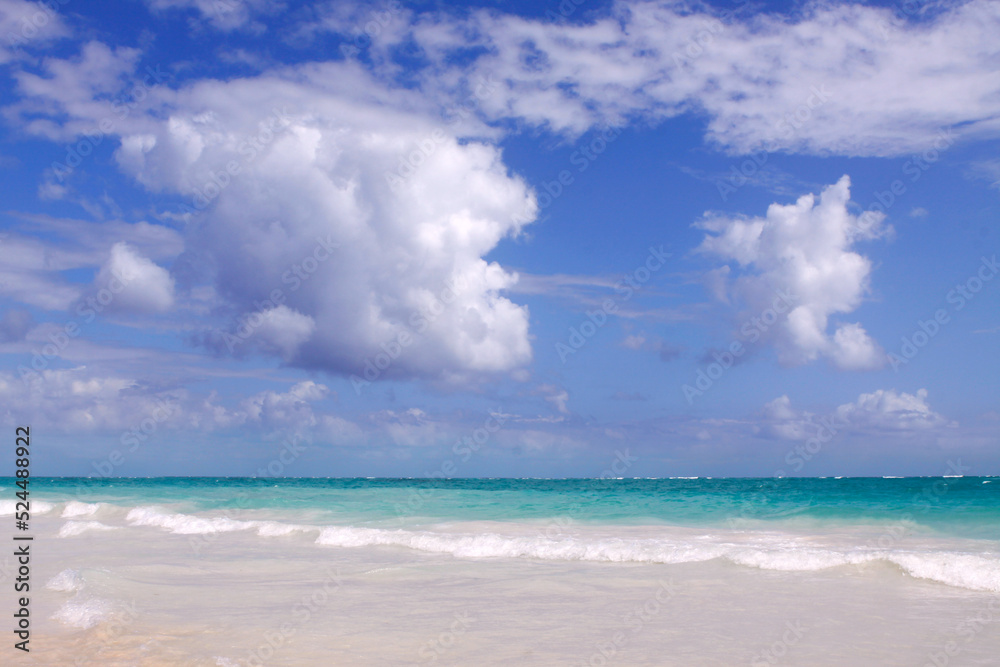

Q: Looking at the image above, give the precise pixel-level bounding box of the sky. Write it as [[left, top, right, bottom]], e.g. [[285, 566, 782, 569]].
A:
[[0, 0, 998, 478]]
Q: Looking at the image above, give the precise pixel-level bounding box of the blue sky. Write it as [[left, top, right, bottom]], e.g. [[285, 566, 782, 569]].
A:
[[0, 0, 998, 477]]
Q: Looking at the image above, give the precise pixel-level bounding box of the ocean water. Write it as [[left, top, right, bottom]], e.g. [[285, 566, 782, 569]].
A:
[[2, 477, 999, 666]]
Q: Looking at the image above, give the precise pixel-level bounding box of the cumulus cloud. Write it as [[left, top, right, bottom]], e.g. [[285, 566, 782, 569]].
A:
[[10, 1, 997, 388], [834, 388, 951, 431], [229, 380, 332, 435], [108, 64, 536, 382], [91, 242, 175, 314], [697, 175, 887, 370], [763, 388, 950, 440]]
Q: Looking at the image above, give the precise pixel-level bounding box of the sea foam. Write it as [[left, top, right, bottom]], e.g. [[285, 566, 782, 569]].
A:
[[314, 525, 1000, 593], [52, 597, 114, 629], [0, 499, 55, 516], [125, 506, 311, 537], [61, 501, 101, 518], [46, 569, 85, 593]]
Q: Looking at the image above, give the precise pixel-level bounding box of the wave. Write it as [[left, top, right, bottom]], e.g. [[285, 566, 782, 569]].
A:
[[61, 501, 101, 518], [70, 505, 1000, 594], [314, 526, 1000, 593], [0, 499, 55, 516], [125, 506, 310, 537]]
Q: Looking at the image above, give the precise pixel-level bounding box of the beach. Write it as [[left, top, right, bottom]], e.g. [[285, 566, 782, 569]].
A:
[[3, 477, 999, 665]]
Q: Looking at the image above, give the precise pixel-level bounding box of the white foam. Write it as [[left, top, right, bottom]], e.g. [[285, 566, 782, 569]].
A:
[[46, 569, 85, 593], [256, 521, 306, 537], [61, 501, 100, 518], [314, 526, 1000, 592], [0, 499, 55, 516], [125, 506, 311, 537], [58, 521, 119, 538], [889, 552, 1000, 593], [52, 597, 113, 629], [126, 506, 258, 534], [105, 506, 1000, 594]]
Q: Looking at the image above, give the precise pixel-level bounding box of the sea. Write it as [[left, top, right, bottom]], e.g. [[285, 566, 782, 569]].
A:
[[2, 477, 999, 666]]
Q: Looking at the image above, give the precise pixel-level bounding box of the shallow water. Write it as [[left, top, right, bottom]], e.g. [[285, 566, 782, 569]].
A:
[[3, 477, 999, 665]]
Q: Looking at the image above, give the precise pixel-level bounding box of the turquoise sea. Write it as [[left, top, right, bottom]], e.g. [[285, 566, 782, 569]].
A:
[[4, 477, 999, 665]]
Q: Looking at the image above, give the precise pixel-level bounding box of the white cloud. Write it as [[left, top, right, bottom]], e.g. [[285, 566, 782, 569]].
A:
[[0, 0, 70, 64], [91, 242, 175, 314], [108, 63, 535, 382], [621, 334, 646, 350], [251, 305, 316, 362], [697, 175, 886, 370], [145, 0, 282, 32], [835, 388, 951, 431], [537, 383, 570, 416], [763, 388, 950, 440], [10, 41, 141, 140], [347, 0, 1000, 156], [965, 159, 1000, 191], [0, 217, 183, 312], [235, 380, 329, 430], [1, 367, 365, 446], [0, 367, 181, 432]]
